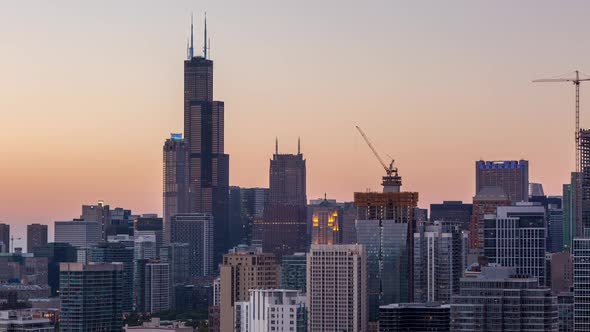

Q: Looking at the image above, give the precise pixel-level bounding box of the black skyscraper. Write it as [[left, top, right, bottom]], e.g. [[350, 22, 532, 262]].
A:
[[183, 18, 229, 265]]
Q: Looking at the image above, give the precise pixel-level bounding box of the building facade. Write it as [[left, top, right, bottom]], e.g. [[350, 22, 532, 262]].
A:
[[307, 244, 367, 332], [170, 213, 214, 276], [0, 224, 8, 253], [234, 289, 307, 332], [379, 303, 450, 332], [311, 199, 340, 245], [163, 133, 190, 244], [280, 253, 307, 292], [89, 242, 134, 312], [81, 201, 111, 241], [475, 160, 529, 203], [573, 237, 590, 331], [430, 201, 473, 231], [26, 224, 48, 253], [54, 221, 101, 249], [144, 263, 170, 314]]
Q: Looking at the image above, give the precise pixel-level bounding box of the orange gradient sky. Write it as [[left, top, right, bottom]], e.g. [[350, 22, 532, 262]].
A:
[[1, 0, 589, 244]]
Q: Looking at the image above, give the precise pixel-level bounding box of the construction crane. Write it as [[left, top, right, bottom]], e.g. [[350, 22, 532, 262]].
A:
[[533, 70, 590, 242], [10, 236, 21, 253], [533, 70, 590, 172], [355, 126, 397, 176]]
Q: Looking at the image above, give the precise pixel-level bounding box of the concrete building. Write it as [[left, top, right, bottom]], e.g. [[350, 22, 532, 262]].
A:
[[413, 221, 463, 304], [470, 186, 511, 251], [558, 292, 574, 332], [484, 204, 547, 285], [354, 167, 418, 321], [0, 310, 54, 332], [81, 201, 111, 241], [280, 253, 307, 292], [54, 220, 101, 249], [475, 160, 529, 203], [253, 143, 307, 260], [573, 237, 590, 330], [134, 233, 158, 261], [219, 246, 280, 332], [134, 216, 163, 256], [307, 244, 367, 332], [163, 133, 190, 245], [32, 243, 77, 296], [59, 263, 123, 332], [144, 263, 170, 314], [0, 224, 8, 253], [89, 242, 134, 312], [26, 224, 47, 253], [379, 303, 450, 332], [234, 289, 307, 332], [430, 201, 473, 231], [550, 252, 573, 294], [170, 213, 214, 276], [450, 266, 558, 331]]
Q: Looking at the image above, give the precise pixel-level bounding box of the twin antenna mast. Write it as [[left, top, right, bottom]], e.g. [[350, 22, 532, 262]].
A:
[[187, 12, 210, 60]]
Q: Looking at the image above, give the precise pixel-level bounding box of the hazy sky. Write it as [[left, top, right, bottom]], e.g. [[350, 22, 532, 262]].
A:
[[1, 0, 589, 245]]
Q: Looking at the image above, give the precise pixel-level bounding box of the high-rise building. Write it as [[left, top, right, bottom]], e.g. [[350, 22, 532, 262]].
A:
[[307, 244, 367, 332], [160, 242, 191, 285], [280, 252, 307, 292], [0, 310, 54, 332], [550, 252, 573, 295], [253, 142, 307, 260], [170, 213, 214, 276], [134, 233, 158, 261], [107, 207, 134, 237], [81, 201, 111, 241], [340, 202, 357, 244], [475, 160, 529, 203], [134, 216, 164, 256], [54, 220, 101, 248], [563, 173, 582, 252], [529, 182, 545, 198], [311, 199, 340, 245], [32, 242, 77, 296], [470, 186, 510, 251], [430, 201, 473, 231], [184, 23, 229, 266], [573, 237, 590, 330], [144, 262, 170, 314], [26, 224, 48, 253], [59, 262, 123, 332], [354, 167, 418, 321], [580, 129, 590, 235], [484, 204, 547, 285], [163, 133, 190, 244], [219, 246, 280, 332], [450, 266, 558, 331], [89, 242, 134, 312], [379, 303, 450, 332], [558, 292, 574, 332], [239, 187, 269, 246], [413, 221, 464, 304], [0, 224, 9, 253], [548, 206, 565, 253], [234, 289, 307, 332]]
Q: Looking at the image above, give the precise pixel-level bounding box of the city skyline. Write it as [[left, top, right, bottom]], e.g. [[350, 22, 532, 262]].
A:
[[2, 0, 590, 243]]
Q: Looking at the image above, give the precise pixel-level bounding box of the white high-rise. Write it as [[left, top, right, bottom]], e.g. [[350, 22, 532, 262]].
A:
[[234, 289, 307, 332]]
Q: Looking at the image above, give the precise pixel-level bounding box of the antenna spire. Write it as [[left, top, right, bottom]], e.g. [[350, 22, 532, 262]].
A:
[[298, 137, 301, 155], [203, 12, 208, 59], [188, 13, 194, 59], [275, 137, 279, 155]]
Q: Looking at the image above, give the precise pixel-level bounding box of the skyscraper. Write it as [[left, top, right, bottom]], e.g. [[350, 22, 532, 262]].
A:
[[235, 289, 307, 332], [280, 252, 307, 292], [184, 19, 229, 265], [163, 133, 189, 244], [470, 186, 510, 251], [170, 213, 214, 277], [475, 160, 529, 203], [253, 142, 307, 259], [32, 242, 77, 296], [379, 303, 450, 332], [26, 224, 48, 253], [81, 201, 111, 241], [219, 246, 280, 332], [450, 266, 558, 331], [354, 167, 418, 321], [430, 201, 473, 231], [413, 221, 464, 304], [134, 216, 164, 256], [311, 199, 341, 245], [89, 242, 134, 312], [143, 262, 170, 314], [307, 244, 368, 332], [0, 223, 9, 253], [59, 262, 123, 332], [54, 220, 101, 249], [484, 204, 547, 285], [573, 237, 590, 330]]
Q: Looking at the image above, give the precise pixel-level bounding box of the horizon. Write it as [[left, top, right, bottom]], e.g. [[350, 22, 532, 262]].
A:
[[2, 0, 589, 246]]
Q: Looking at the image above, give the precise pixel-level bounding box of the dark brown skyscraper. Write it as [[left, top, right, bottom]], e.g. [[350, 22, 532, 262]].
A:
[[163, 133, 189, 244], [183, 18, 229, 264], [475, 160, 529, 203], [253, 140, 307, 259], [0, 223, 9, 253], [27, 223, 48, 253]]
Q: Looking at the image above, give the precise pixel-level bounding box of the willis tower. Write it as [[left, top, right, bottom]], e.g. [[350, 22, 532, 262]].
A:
[[184, 15, 229, 265]]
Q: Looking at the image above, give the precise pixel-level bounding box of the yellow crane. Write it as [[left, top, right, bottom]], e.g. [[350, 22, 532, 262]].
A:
[[355, 125, 398, 177]]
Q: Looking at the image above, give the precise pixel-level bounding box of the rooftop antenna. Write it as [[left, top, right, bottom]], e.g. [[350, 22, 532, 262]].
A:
[[188, 13, 194, 59], [275, 137, 279, 155], [298, 137, 301, 155], [203, 12, 208, 59]]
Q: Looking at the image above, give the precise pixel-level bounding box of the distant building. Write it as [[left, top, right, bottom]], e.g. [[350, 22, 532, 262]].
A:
[[280, 253, 307, 292], [144, 263, 170, 314], [134, 216, 163, 256], [311, 199, 341, 245], [550, 252, 573, 294], [430, 201, 473, 230], [89, 242, 134, 312], [0, 254, 48, 286], [414, 221, 464, 304], [174, 283, 212, 313], [563, 174, 580, 252], [307, 244, 367, 332], [379, 303, 450, 332], [160, 243, 191, 285], [0, 224, 10, 253], [26, 224, 47, 253], [54, 220, 101, 249], [81, 201, 111, 241], [32, 243, 77, 296], [548, 206, 565, 253], [450, 266, 558, 331], [253, 144, 307, 260], [238, 187, 269, 246], [234, 289, 307, 332], [0, 310, 54, 332], [170, 213, 214, 277], [484, 204, 547, 285], [573, 238, 590, 330], [475, 160, 529, 203], [470, 186, 510, 251], [219, 246, 280, 332], [163, 133, 189, 245], [134, 234, 157, 261], [124, 318, 192, 332], [558, 292, 574, 332], [59, 263, 123, 332], [529, 182, 545, 198], [340, 202, 357, 244]]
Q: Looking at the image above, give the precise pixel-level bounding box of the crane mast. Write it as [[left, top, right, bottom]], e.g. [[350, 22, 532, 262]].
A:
[[355, 126, 401, 192]]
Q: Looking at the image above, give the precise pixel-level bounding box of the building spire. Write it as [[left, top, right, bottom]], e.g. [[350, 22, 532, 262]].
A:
[[188, 13, 194, 59], [298, 137, 301, 155], [203, 12, 208, 59], [275, 137, 279, 155]]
